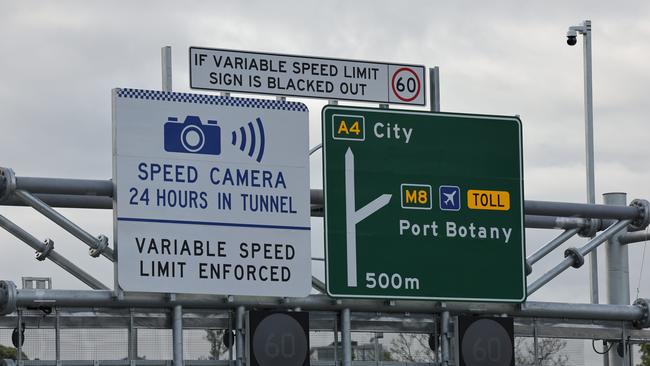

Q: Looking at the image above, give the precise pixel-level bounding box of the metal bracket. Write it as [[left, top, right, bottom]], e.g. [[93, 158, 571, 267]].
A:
[[629, 199, 650, 231], [0, 281, 17, 315], [564, 247, 585, 268], [578, 218, 600, 237], [88, 235, 109, 258], [525, 261, 532, 275], [0, 168, 16, 201], [35, 238, 54, 261], [633, 298, 650, 329]]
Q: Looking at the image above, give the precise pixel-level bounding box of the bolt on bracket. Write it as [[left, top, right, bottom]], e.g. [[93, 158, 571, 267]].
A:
[[89, 235, 109, 258], [629, 199, 650, 231], [0, 168, 16, 202], [564, 247, 585, 268], [633, 298, 650, 329], [578, 218, 601, 237], [35, 238, 54, 261], [0, 281, 17, 315]]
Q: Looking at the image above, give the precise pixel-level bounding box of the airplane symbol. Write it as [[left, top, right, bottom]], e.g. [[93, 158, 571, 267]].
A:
[[443, 191, 457, 205], [439, 186, 461, 211]]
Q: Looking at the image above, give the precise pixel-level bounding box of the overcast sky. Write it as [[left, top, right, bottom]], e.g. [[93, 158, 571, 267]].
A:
[[2, 0, 650, 330]]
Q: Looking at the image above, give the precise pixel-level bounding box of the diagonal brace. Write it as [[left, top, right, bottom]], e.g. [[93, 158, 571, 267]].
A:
[[528, 219, 631, 295], [527, 228, 580, 267], [0, 214, 109, 290], [14, 189, 114, 261]]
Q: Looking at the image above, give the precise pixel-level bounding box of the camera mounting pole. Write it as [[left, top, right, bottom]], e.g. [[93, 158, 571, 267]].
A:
[[567, 20, 599, 306]]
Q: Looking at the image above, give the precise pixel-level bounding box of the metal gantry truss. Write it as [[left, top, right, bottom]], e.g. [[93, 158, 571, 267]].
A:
[[2, 166, 650, 365]]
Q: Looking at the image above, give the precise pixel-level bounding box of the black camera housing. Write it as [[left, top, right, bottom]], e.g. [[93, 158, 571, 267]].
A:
[[567, 35, 577, 46]]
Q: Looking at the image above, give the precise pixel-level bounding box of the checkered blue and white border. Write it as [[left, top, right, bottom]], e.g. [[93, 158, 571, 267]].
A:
[[116, 88, 308, 112]]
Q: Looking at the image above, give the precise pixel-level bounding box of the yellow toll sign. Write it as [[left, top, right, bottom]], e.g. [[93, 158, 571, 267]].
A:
[[467, 190, 510, 211]]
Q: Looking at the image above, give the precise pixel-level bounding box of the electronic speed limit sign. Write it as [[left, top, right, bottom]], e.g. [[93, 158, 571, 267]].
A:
[[247, 310, 310, 366], [457, 316, 514, 366], [388, 65, 425, 104]]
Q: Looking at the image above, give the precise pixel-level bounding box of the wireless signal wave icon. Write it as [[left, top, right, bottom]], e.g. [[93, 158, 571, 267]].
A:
[[231, 117, 266, 162]]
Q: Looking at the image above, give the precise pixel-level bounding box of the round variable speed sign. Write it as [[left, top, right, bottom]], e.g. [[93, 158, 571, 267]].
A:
[[250, 311, 309, 366], [459, 317, 514, 366]]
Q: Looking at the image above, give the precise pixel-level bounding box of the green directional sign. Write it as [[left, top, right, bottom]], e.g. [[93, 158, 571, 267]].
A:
[[322, 106, 526, 302]]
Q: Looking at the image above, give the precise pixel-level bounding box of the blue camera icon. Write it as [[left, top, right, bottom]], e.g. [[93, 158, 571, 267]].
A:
[[164, 116, 221, 156]]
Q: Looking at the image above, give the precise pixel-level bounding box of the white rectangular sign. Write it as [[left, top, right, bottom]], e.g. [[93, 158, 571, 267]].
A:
[[190, 47, 426, 106], [112, 88, 311, 297]]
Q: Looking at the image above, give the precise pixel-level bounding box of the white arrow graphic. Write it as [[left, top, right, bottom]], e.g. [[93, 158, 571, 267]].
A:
[[345, 147, 392, 287]]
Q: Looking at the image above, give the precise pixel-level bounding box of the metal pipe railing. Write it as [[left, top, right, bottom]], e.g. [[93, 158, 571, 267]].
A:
[[1, 175, 647, 233], [6, 285, 647, 322], [525, 200, 639, 220], [15, 176, 113, 197], [1, 175, 646, 222], [0, 194, 112, 209]]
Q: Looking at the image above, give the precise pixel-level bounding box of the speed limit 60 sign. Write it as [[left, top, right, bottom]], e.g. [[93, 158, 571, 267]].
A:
[[389, 66, 423, 103], [247, 310, 310, 366], [191, 47, 426, 105], [457, 316, 514, 366]]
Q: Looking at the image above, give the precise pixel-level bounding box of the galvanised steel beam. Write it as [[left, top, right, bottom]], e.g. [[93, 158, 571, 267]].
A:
[[3, 284, 648, 325]]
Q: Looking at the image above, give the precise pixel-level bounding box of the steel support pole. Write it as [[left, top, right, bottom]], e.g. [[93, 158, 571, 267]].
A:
[[0, 215, 109, 290], [128, 308, 136, 366], [604, 193, 629, 366], [236, 306, 245, 366], [429, 66, 440, 112], [14, 190, 114, 261], [333, 314, 339, 366], [579, 20, 600, 307], [440, 309, 450, 366], [341, 308, 352, 366], [533, 320, 539, 366], [527, 219, 630, 295], [527, 228, 579, 265], [162, 47, 184, 366], [55, 308, 61, 366], [162, 46, 172, 92], [172, 305, 184, 366], [17, 309, 22, 366]]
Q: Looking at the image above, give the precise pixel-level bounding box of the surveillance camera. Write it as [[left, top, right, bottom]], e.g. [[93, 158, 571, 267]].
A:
[[566, 29, 578, 46], [566, 35, 577, 46]]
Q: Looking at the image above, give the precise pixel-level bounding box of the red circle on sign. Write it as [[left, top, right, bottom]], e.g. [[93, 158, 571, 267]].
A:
[[391, 67, 421, 102]]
